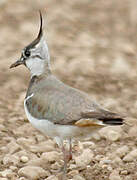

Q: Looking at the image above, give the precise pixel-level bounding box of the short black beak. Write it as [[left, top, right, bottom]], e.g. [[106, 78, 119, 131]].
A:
[[10, 60, 23, 68], [10, 55, 25, 69]]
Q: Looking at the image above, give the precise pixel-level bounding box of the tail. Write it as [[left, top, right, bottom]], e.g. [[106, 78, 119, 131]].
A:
[[81, 109, 124, 126], [98, 110, 124, 126], [100, 117, 123, 126]]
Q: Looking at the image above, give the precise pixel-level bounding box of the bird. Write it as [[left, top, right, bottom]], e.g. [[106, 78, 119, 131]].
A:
[[10, 12, 124, 177]]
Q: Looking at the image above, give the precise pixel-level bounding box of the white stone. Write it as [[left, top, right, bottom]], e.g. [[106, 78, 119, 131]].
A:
[[0, 169, 12, 178], [9, 166, 17, 171], [123, 149, 137, 162], [20, 156, 29, 163], [29, 141, 55, 153], [82, 141, 95, 149], [99, 127, 122, 141], [107, 130, 121, 141], [120, 170, 128, 175], [18, 166, 46, 180], [128, 126, 137, 137], [7, 140, 20, 154], [74, 149, 93, 169], [116, 146, 129, 158], [73, 175, 85, 180], [68, 170, 79, 176], [46, 175, 58, 180], [41, 151, 61, 162], [17, 137, 35, 148], [112, 157, 122, 164], [3, 154, 19, 165], [109, 170, 121, 180]]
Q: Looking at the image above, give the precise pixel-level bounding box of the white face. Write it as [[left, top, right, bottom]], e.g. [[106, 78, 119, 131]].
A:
[[23, 36, 50, 76], [26, 57, 45, 76]]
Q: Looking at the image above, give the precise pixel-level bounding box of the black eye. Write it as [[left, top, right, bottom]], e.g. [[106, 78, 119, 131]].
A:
[[24, 50, 31, 57]]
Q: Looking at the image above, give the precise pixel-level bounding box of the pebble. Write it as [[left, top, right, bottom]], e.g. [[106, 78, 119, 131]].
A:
[[0, 169, 12, 178], [123, 149, 137, 162], [112, 157, 122, 164], [128, 125, 137, 137], [100, 159, 111, 166], [120, 170, 128, 175], [46, 175, 58, 180], [41, 151, 61, 162], [20, 156, 29, 163], [74, 149, 93, 169], [116, 146, 129, 158], [82, 141, 96, 149], [0, 0, 7, 6], [109, 170, 121, 180], [0, 124, 5, 131], [73, 175, 85, 180], [51, 162, 61, 170], [68, 170, 79, 176], [17, 137, 35, 148], [7, 140, 20, 154], [29, 141, 55, 153], [9, 166, 17, 171], [107, 130, 121, 141], [3, 154, 19, 165], [18, 166, 46, 180], [99, 127, 121, 141]]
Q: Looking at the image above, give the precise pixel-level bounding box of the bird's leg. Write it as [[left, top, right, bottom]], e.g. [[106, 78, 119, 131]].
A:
[[62, 139, 72, 174]]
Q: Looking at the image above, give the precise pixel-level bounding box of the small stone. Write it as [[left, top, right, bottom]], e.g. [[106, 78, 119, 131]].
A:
[[82, 141, 96, 149], [95, 155, 104, 161], [92, 133, 101, 140], [73, 175, 85, 180], [100, 159, 111, 166], [116, 146, 129, 158], [112, 157, 122, 164], [99, 127, 122, 141], [9, 166, 17, 171], [107, 130, 121, 141], [29, 141, 55, 153], [107, 166, 113, 171], [17, 137, 35, 148], [109, 170, 121, 180], [18, 166, 46, 180], [120, 170, 128, 175], [41, 151, 61, 162], [7, 140, 20, 154], [46, 175, 58, 180], [3, 154, 19, 165], [20, 156, 29, 163], [19, 177, 28, 180], [0, 169, 12, 178], [51, 162, 61, 170], [74, 149, 93, 169], [123, 149, 137, 162], [128, 125, 137, 137], [0, 124, 5, 131], [69, 164, 77, 170], [35, 134, 45, 142], [68, 170, 79, 176]]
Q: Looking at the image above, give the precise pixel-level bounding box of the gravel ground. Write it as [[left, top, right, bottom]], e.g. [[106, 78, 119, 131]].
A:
[[0, 0, 137, 180]]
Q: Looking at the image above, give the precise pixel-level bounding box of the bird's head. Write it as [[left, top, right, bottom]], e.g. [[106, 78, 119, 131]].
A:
[[10, 12, 50, 76]]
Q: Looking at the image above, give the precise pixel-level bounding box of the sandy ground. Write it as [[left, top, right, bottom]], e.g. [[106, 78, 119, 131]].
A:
[[0, 0, 137, 180]]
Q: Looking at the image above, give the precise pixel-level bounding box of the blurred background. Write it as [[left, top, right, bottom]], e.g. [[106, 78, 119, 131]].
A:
[[0, 0, 137, 179]]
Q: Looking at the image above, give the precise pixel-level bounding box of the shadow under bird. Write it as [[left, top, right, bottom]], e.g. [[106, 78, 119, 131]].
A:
[[10, 12, 124, 177]]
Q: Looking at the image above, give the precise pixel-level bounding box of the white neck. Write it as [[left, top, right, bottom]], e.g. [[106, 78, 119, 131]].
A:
[[26, 57, 50, 77]]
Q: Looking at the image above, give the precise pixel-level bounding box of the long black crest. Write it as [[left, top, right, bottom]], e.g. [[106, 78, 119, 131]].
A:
[[25, 11, 43, 50]]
